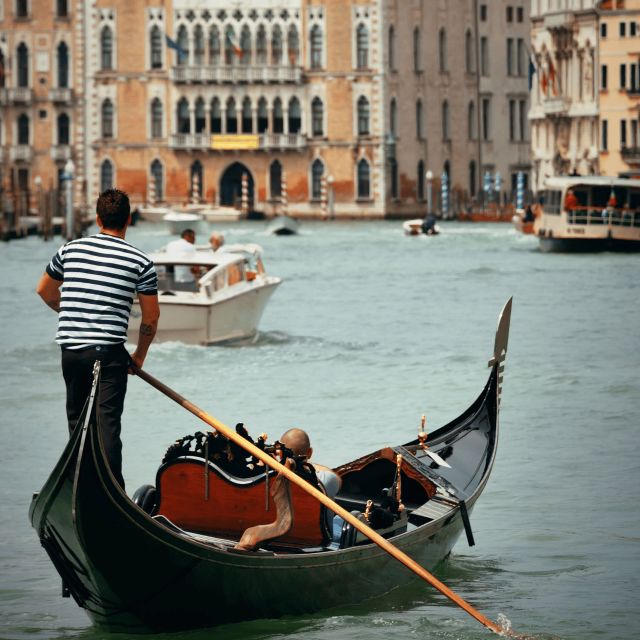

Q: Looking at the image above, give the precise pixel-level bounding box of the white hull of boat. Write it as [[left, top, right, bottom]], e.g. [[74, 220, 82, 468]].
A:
[[403, 219, 440, 236], [199, 206, 245, 223], [163, 212, 201, 235], [127, 279, 281, 345], [139, 207, 173, 223]]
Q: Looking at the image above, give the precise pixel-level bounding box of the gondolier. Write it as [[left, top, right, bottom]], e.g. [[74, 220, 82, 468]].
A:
[[36, 188, 160, 488]]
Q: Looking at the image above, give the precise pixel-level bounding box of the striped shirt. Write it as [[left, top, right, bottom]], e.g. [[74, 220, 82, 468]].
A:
[[46, 233, 157, 348]]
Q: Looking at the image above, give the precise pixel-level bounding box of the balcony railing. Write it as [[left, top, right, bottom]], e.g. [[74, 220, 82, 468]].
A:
[[10, 145, 33, 162], [51, 145, 72, 161], [543, 96, 570, 116], [170, 132, 306, 150], [171, 64, 302, 84], [621, 146, 640, 163], [49, 87, 74, 103], [7, 87, 33, 103]]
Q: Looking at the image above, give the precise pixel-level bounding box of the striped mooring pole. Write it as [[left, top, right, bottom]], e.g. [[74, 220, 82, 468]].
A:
[[280, 170, 288, 216], [320, 175, 328, 219], [148, 174, 156, 206], [441, 171, 449, 218], [241, 172, 249, 216], [516, 171, 524, 210]]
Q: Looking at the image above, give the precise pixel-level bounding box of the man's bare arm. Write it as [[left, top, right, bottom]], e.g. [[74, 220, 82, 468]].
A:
[[36, 272, 62, 313], [129, 293, 160, 370]]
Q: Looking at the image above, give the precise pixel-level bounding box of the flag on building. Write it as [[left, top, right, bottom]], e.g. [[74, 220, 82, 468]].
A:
[[528, 57, 536, 91], [165, 34, 187, 62], [548, 58, 558, 95], [226, 30, 243, 57], [540, 67, 548, 95]]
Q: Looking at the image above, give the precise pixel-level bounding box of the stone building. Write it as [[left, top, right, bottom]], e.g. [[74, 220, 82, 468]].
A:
[[529, 0, 600, 191], [598, 0, 640, 177], [0, 0, 80, 200], [1, 0, 532, 218]]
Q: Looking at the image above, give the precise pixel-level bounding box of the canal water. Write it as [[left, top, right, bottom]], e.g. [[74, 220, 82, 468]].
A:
[[1, 220, 638, 640]]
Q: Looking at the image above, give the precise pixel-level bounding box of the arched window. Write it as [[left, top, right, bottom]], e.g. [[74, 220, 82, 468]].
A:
[[195, 97, 205, 133], [442, 100, 449, 140], [240, 25, 251, 65], [467, 101, 476, 140], [100, 27, 113, 70], [224, 26, 237, 65], [242, 97, 252, 133], [465, 29, 474, 73], [388, 26, 395, 71], [210, 97, 221, 133], [311, 97, 323, 137], [150, 159, 163, 201], [151, 98, 163, 138], [273, 98, 283, 134], [289, 97, 301, 134], [177, 25, 189, 66], [416, 99, 423, 140], [17, 43, 29, 87], [194, 25, 205, 65], [177, 97, 190, 134], [417, 160, 425, 201], [271, 25, 283, 65], [357, 158, 370, 199], [256, 25, 267, 64], [56, 0, 68, 18], [0, 51, 5, 88], [226, 97, 237, 133], [270, 160, 282, 199], [16, 0, 28, 18], [356, 23, 368, 69], [287, 25, 299, 66], [389, 158, 398, 199], [57, 113, 70, 145], [150, 26, 163, 69], [310, 25, 322, 69], [311, 158, 324, 200], [357, 96, 370, 136], [190, 160, 203, 198], [209, 26, 220, 65], [57, 42, 69, 88], [390, 98, 397, 137], [439, 28, 447, 73], [101, 99, 114, 138], [257, 98, 268, 133], [17, 113, 29, 145], [469, 160, 476, 197], [413, 27, 421, 72], [100, 159, 114, 192]]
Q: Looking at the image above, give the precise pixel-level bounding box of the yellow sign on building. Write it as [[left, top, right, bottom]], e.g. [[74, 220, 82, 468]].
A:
[[211, 135, 260, 150]]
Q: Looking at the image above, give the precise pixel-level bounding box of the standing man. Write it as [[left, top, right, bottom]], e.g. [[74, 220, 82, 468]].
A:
[[36, 189, 160, 489]]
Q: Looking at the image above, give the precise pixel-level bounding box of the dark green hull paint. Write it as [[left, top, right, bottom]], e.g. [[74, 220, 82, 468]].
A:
[[30, 365, 501, 633]]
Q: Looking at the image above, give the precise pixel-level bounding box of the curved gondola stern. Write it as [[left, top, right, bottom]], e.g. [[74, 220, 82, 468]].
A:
[[488, 297, 512, 407]]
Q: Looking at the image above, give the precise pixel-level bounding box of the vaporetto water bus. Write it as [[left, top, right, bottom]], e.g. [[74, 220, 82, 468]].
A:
[[534, 176, 640, 252]]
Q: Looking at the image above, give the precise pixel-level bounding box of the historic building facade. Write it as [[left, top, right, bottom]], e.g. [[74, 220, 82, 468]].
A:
[[598, 0, 640, 177], [529, 0, 600, 191], [1, 0, 532, 217]]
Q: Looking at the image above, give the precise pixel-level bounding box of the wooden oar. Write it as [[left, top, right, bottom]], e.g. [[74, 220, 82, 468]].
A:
[[132, 365, 518, 637]]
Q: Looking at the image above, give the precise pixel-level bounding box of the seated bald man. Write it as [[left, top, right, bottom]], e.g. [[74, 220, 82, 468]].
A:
[[279, 428, 342, 498]]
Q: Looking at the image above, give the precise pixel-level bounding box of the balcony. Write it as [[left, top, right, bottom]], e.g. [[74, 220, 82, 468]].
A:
[[544, 11, 574, 31], [621, 146, 640, 164], [543, 96, 571, 116], [171, 64, 302, 85], [170, 132, 306, 151], [10, 145, 33, 162], [51, 145, 72, 161], [7, 87, 33, 103], [49, 87, 74, 104]]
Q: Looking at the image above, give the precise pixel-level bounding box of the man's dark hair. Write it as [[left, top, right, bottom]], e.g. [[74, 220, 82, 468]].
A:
[[181, 228, 196, 239], [96, 189, 131, 230]]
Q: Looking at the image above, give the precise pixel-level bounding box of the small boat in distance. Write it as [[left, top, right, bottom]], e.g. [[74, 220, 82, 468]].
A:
[[127, 243, 281, 345], [511, 207, 536, 235], [267, 215, 300, 235], [163, 211, 201, 235], [534, 176, 640, 252], [29, 300, 512, 633], [403, 215, 440, 236]]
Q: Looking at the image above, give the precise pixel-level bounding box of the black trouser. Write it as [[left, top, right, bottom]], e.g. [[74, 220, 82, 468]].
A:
[[61, 344, 129, 489]]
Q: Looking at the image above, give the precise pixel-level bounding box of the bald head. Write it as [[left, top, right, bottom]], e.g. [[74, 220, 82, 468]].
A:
[[280, 428, 312, 458]]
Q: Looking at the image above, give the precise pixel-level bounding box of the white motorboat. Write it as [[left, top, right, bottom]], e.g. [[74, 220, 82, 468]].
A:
[[163, 211, 201, 235], [402, 217, 440, 236], [139, 206, 173, 223], [127, 243, 282, 345], [199, 206, 245, 223], [267, 215, 300, 235]]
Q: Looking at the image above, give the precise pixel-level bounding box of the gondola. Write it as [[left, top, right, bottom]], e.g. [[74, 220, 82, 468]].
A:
[[29, 299, 512, 634]]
